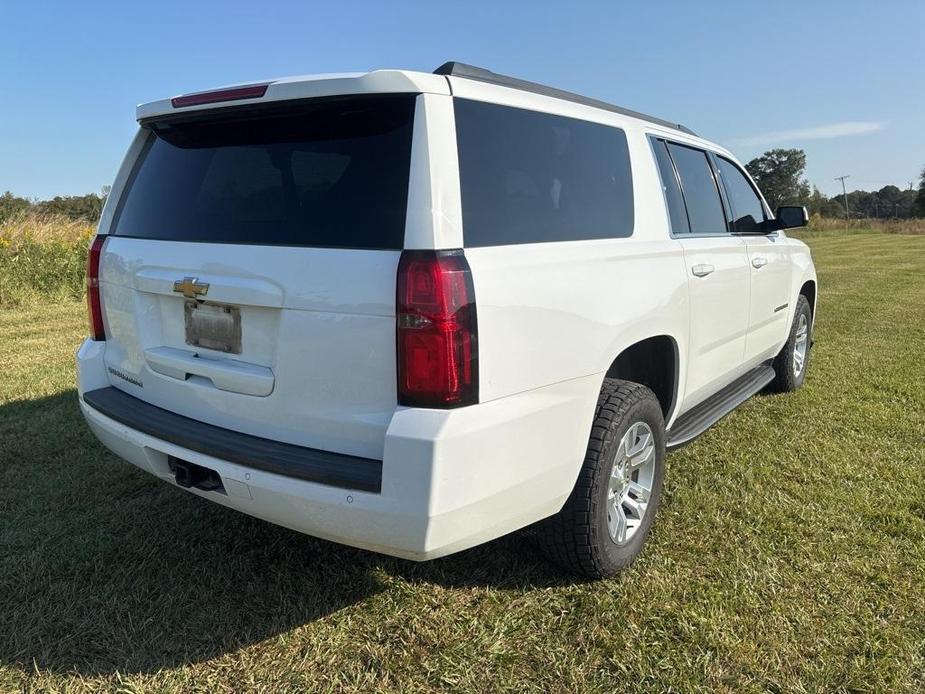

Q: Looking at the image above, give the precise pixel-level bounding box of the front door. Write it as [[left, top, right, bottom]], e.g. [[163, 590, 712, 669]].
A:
[[742, 234, 792, 363], [713, 155, 793, 364]]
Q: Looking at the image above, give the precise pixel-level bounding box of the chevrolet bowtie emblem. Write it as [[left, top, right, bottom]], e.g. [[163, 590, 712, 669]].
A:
[[173, 277, 209, 299]]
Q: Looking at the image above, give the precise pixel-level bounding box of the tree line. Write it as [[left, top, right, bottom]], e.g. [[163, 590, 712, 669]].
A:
[[0, 189, 109, 224], [745, 149, 925, 219]]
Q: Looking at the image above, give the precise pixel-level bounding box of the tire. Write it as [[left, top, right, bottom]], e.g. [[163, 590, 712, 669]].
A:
[[535, 379, 666, 579], [767, 294, 812, 393]]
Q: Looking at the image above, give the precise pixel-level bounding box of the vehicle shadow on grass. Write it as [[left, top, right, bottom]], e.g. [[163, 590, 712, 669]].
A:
[[0, 390, 575, 677]]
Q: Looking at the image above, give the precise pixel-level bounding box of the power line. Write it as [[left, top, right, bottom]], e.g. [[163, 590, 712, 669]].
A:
[[834, 175, 851, 225]]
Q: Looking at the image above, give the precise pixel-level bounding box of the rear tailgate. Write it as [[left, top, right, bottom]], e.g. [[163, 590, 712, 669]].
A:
[[96, 95, 416, 460]]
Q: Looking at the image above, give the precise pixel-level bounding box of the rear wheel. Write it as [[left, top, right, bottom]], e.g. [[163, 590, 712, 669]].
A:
[[535, 379, 666, 578], [768, 294, 812, 393]]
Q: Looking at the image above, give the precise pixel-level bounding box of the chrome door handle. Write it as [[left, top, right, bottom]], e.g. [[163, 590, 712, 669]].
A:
[[691, 264, 714, 277], [751, 256, 768, 269]]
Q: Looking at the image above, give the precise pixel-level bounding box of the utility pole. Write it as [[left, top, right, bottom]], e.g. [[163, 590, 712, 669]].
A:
[[834, 175, 851, 226]]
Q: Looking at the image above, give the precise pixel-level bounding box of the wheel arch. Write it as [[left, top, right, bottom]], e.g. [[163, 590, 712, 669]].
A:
[[604, 335, 680, 422], [799, 278, 817, 319]]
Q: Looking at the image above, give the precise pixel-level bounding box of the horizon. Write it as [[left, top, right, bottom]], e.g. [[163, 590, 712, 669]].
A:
[[3, 0, 922, 200]]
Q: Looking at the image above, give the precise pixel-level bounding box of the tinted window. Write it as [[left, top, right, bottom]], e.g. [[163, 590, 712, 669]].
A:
[[717, 157, 766, 233], [113, 95, 415, 248], [651, 139, 690, 234], [455, 99, 634, 246], [666, 143, 727, 235]]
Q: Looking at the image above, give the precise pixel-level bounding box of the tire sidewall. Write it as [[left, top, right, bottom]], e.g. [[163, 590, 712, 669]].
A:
[[595, 394, 666, 572]]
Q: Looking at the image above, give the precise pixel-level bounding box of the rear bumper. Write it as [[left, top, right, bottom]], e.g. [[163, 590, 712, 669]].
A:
[[82, 386, 382, 493], [77, 339, 600, 560]]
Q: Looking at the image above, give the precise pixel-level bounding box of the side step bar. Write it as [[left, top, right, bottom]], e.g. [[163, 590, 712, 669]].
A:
[[666, 363, 775, 450]]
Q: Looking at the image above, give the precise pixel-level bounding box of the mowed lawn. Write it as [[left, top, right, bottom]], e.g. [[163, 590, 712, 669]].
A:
[[1, 231, 924, 693]]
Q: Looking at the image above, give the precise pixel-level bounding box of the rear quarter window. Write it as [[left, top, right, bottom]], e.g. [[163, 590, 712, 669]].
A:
[[454, 99, 634, 247], [112, 95, 416, 249]]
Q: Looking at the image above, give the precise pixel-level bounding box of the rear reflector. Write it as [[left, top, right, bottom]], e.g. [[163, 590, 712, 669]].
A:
[[397, 250, 478, 408], [86, 235, 106, 341], [171, 84, 269, 108]]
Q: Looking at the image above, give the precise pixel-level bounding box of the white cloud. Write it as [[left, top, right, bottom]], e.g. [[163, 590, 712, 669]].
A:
[[733, 121, 886, 147]]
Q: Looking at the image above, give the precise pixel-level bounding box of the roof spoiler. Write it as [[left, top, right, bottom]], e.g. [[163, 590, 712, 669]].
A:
[[434, 61, 696, 137]]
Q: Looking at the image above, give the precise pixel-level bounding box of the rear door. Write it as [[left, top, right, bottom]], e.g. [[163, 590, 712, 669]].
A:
[[651, 138, 750, 407], [97, 95, 416, 460], [714, 155, 792, 364]]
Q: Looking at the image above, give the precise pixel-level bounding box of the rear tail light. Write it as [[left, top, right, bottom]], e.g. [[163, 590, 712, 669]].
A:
[[397, 250, 478, 408], [86, 235, 106, 341]]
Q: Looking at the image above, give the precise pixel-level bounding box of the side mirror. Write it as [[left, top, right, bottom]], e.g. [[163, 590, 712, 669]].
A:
[[774, 206, 809, 230]]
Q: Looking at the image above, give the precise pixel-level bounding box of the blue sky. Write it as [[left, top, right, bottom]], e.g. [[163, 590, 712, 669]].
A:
[[2, 0, 922, 199]]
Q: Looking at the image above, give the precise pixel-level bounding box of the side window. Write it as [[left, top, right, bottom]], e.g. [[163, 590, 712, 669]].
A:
[[651, 138, 690, 234], [454, 99, 634, 246], [716, 157, 766, 233], [666, 142, 727, 235]]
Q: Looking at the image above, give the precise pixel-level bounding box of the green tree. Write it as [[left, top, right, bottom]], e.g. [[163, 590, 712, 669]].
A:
[[745, 149, 810, 209], [913, 167, 925, 217], [0, 191, 32, 222], [804, 186, 842, 217], [875, 185, 915, 218], [848, 190, 875, 218], [35, 193, 105, 222], [897, 188, 917, 218]]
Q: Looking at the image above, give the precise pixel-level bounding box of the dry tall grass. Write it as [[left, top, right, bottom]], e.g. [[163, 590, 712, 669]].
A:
[[808, 214, 925, 234], [0, 212, 94, 306], [0, 212, 94, 249]]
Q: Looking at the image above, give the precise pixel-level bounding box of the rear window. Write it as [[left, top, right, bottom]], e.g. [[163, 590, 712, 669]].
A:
[[454, 99, 634, 247], [112, 95, 416, 249]]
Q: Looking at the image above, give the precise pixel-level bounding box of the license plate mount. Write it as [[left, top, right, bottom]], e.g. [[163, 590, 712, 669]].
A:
[[184, 300, 242, 354]]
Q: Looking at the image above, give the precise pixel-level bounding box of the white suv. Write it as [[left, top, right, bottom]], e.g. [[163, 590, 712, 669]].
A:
[[77, 62, 816, 578]]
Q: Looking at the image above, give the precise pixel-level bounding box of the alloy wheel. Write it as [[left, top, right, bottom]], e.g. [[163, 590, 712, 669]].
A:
[[606, 421, 656, 546]]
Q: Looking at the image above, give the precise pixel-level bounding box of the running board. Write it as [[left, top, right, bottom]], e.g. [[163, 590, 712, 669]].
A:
[[666, 363, 775, 450]]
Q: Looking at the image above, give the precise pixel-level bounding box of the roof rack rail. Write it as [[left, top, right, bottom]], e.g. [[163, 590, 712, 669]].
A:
[[433, 61, 697, 137]]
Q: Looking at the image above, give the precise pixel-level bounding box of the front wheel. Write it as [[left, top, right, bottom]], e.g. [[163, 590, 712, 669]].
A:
[[768, 294, 812, 393], [535, 379, 666, 578]]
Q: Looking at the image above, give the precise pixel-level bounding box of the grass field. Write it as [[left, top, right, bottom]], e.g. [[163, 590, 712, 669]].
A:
[[1, 230, 924, 692]]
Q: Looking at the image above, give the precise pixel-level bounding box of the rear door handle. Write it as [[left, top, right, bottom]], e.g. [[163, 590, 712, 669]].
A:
[[751, 256, 768, 269], [691, 264, 714, 277]]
